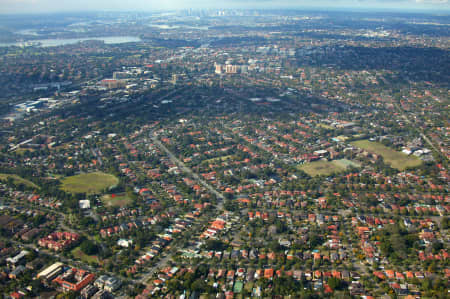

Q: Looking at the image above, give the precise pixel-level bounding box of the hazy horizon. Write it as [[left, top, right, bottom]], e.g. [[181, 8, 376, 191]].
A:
[[0, 0, 449, 15]]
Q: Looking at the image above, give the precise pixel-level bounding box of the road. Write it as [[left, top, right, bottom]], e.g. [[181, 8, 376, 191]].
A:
[[16, 126, 223, 286], [9, 238, 99, 274], [133, 134, 226, 285], [151, 135, 225, 207], [394, 103, 447, 162], [136, 252, 173, 284]]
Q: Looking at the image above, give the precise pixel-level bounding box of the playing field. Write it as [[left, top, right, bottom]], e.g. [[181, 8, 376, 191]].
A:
[[101, 193, 132, 207], [71, 246, 100, 265], [60, 172, 118, 194], [299, 159, 360, 176], [0, 173, 39, 189], [351, 140, 422, 170]]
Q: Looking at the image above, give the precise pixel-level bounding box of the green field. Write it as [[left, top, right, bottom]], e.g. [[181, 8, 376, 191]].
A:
[[299, 159, 360, 177], [233, 281, 244, 293], [245, 282, 254, 293], [71, 246, 100, 264], [60, 172, 118, 194], [318, 123, 334, 130], [101, 193, 132, 207], [351, 140, 422, 170], [202, 155, 235, 165], [0, 173, 39, 189]]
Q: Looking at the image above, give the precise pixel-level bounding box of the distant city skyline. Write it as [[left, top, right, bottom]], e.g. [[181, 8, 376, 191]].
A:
[[0, 0, 449, 14]]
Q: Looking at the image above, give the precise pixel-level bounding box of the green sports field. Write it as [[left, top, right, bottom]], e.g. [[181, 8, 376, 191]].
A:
[[71, 246, 100, 264], [298, 159, 360, 176], [60, 172, 118, 194], [101, 193, 132, 207], [351, 140, 422, 170]]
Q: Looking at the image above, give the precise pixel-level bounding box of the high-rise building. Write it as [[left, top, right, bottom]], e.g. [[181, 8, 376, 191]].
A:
[[225, 64, 238, 74], [215, 63, 223, 74]]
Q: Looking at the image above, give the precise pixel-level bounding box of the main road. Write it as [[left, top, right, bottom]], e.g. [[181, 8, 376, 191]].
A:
[[151, 134, 225, 208], [133, 134, 226, 285]]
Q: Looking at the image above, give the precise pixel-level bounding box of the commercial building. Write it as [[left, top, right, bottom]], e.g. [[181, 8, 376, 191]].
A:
[[37, 262, 64, 281], [53, 268, 95, 292]]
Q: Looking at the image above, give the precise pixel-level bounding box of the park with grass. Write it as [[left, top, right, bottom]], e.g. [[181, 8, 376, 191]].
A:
[[202, 155, 235, 165], [351, 140, 422, 170], [60, 172, 118, 194], [0, 173, 39, 189], [101, 193, 132, 207], [299, 159, 360, 177], [71, 246, 100, 265]]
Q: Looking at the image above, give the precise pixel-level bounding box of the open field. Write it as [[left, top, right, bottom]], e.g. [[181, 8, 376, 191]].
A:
[[333, 159, 361, 169], [15, 148, 35, 155], [101, 193, 132, 207], [60, 172, 118, 194], [298, 159, 360, 176], [351, 140, 422, 170], [71, 247, 100, 265], [335, 135, 349, 141], [0, 173, 39, 189], [318, 123, 334, 130], [202, 155, 235, 165]]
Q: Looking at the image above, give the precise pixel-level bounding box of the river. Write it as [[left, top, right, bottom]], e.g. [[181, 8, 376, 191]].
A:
[[0, 36, 142, 47]]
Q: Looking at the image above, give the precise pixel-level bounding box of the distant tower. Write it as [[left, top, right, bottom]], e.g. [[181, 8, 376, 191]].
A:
[[215, 63, 223, 74], [225, 65, 237, 74]]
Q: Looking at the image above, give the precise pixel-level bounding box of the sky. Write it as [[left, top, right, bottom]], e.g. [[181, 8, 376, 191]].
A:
[[0, 0, 449, 14]]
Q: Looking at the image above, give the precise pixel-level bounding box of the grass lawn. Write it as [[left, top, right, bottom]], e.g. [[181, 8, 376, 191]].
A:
[[299, 159, 360, 177], [333, 159, 361, 169], [46, 173, 63, 179], [14, 148, 34, 155], [351, 140, 422, 170], [335, 135, 349, 141], [101, 193, 132, 207], [233, 281, 244, 293], [244, 282, 254, 292], [0, 173, 39, 189], [71, 246, 100, 265], [202, 155, 235, 165], [60, 172, 118, 194], [318, 123, 334, 130]]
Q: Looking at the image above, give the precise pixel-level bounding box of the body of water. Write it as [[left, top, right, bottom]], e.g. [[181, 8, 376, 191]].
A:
[[149, 24, 209, 30], [0, 36, 142, 48]]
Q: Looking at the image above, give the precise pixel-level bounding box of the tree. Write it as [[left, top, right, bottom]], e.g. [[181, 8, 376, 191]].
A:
[[80, 239, 99, 255], [309, 233, 324, 248], [432, 241, 443, 253], [441, 217, 449, 230], [327, 277, 343, 290], [203, 239, 227, 251]]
